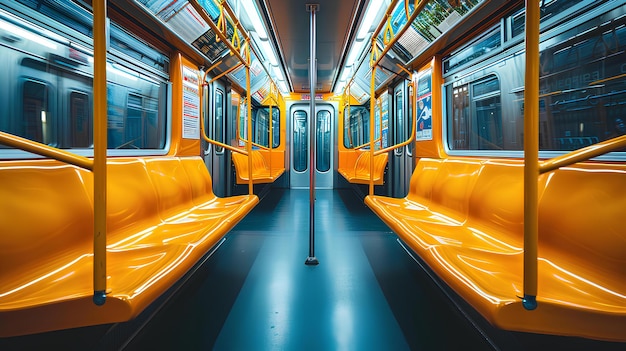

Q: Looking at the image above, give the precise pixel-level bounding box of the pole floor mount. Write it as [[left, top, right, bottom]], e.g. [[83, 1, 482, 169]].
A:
[[305, 256, 319, 265], [305, 4, 319, 12]]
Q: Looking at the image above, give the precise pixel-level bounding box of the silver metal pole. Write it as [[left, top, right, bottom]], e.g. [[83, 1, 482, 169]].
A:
[[305, 3, 319, 265]]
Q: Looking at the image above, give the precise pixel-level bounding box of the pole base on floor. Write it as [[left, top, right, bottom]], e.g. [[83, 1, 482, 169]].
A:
[[305, 256, 319, 265], [522, 294, 537, 310]]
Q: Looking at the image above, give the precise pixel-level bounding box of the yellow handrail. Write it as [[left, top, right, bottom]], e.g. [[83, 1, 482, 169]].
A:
[[2, 0, 108, 306], [522, 0, 540, 311], [0, 132, 94, 170], [208, 62, 243, 84], [201, 132, 249, 155], [200, 70, 248, 157], [188, 1, 249, 69], [540, 135, 626, 174], [354, 137, 382, 150], [93, 0, 108, 306], [189, 0, 254, 194], [245, 44, 253, 194], [374, 82, 416, 156], [362, 0, 426, 195]]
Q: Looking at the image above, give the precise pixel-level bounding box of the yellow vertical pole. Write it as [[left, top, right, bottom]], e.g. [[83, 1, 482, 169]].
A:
[[93, 0, 107, 305], [245, 47, 253, 195], [523, 0, 539, 311], [369, 61, 377, 196]]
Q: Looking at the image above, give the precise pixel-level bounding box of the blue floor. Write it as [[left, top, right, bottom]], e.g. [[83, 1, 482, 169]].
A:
[[126, 188, 494, 350]]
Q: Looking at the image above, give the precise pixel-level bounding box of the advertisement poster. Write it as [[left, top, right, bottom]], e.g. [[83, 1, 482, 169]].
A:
[[416, 70, 433, 141], [182, 66, 200, 139]]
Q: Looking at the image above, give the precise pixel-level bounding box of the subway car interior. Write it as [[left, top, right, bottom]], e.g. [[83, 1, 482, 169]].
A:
[[1, 0, 626, 349]]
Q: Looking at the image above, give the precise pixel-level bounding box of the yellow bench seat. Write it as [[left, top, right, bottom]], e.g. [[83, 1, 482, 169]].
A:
[[0, 156, 258, 337], [338, 150, 388, 185], [365, 158, 626, 342], [231, 150, 284, 184]]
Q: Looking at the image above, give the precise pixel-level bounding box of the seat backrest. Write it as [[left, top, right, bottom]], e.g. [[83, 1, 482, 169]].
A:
[[406, 158, 443, 206], [468, 160, 524, 238], [430, 159, 482, 219], [180, 157, 218, 205], [145, 158, 194, 219], [106, 158, 160, 234], [0, 162, 92, 280], [538, 164, 626, 277]]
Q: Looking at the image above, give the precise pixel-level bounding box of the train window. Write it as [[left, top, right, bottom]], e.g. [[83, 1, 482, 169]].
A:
[[272, 108, 280, 148], [230, 91, 240, 146], [238, 100, 247, 144], [293, 111, 308, 172], [394, 86, 404, 153], [70, 92, 91, 147], [443, 28, 501, 75], [17, 0, 92, 38], [251, 107, 280, 148], [446, 3, 626, 155], [316, 110, 331, 173], [108, 81, 165, 150], [21, 80, 51, 145], [252, 110, 267, 147], [343, 106, 369, 149], [535, 14, 626, 151], [110, 25, 169, 75], [2, 1, 169, 158], [410, 0, 483, 43], [215, 90, 224, 153], [447, 75, 502, 150], [377, 93, 389, 149], [510, 9, 525, 39], [510, 0, 586, 39], [407, 84, 414, 155]]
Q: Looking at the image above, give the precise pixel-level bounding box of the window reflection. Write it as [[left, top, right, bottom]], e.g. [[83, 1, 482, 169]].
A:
[[293, 111, 308, 172]]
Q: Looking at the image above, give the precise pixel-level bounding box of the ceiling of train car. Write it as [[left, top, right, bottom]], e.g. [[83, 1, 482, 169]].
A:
[[263, 0, 365, 94]]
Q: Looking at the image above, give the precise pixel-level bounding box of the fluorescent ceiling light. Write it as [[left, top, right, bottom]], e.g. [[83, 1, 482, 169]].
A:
[[334, 81, 346, 95], [346, 39, 366, 66], [259, 38, 278, 66], [277, 80, 288, 94], [357, 0, 387, 40], [240, 0, 268, 40], [272, 65, 285, 82]]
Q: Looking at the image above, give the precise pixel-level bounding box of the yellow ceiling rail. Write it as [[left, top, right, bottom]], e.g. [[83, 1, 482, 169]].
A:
[[396, 63, 412, 76], [208, 62, 243, 84], [369, 0, 424, 70]]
